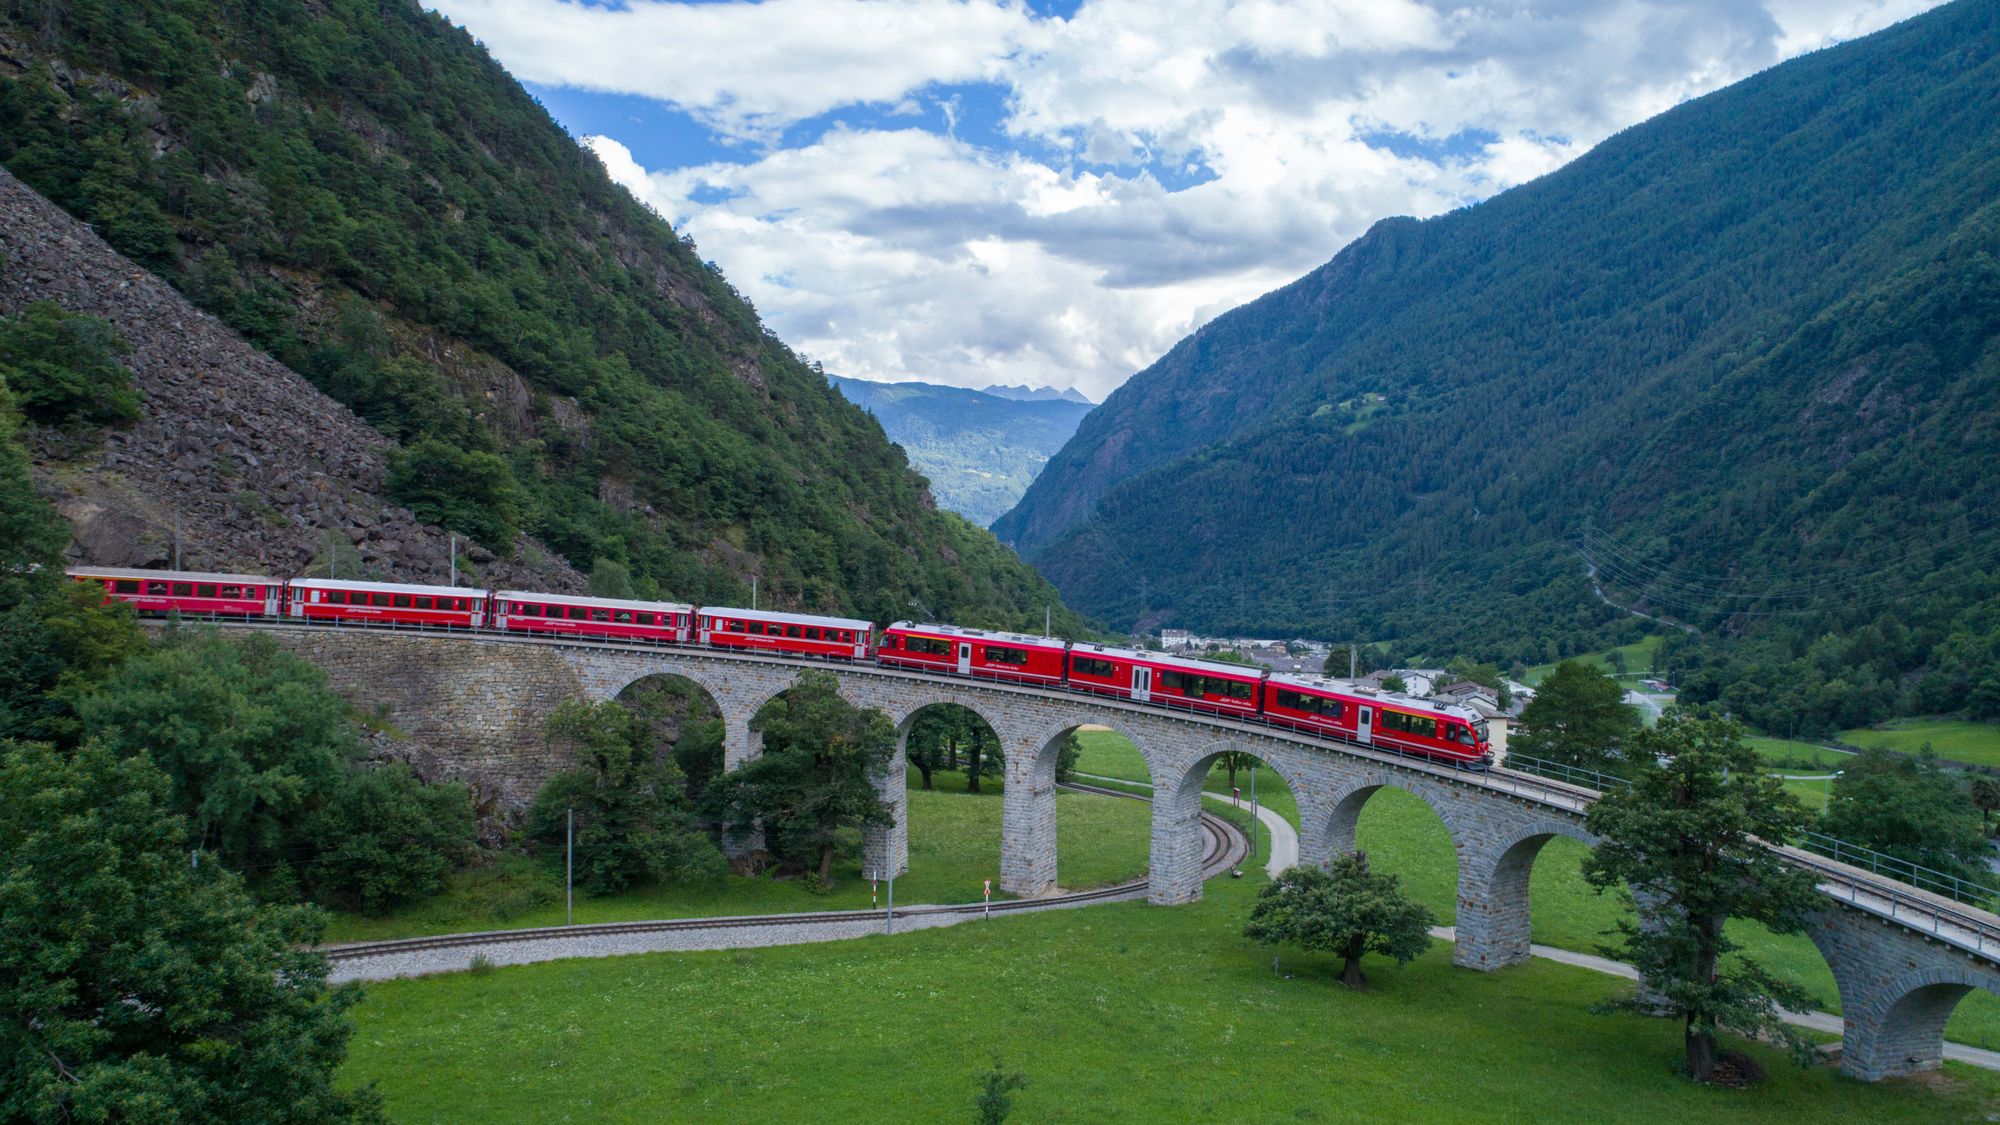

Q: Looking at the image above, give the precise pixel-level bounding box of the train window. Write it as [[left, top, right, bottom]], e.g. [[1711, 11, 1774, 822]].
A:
[[985, 646, 1029, 665], [116, 580, 140, 594], [881, 634, 899, 649], [805, 627, 821, 640], [1380, 712, 1438, 738], [391, 595, 411, 608], [219, 585, 242, 599], [1275, 690, 1343, 717], [785, 625, 802, 638], [586, 608, 607, 622], [615, 611, 634, 624], [904, 636, 950, 656], [146, 581, 169, 596], [1072, 656, 1117, 678], [1215, 679, 1254, 700], [197, 584, 218, 598], [1159, 671, 1193, 694], [565, 606, 584, 620], [173, 583, 194, 596]]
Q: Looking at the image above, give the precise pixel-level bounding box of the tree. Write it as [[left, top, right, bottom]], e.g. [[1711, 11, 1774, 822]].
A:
[[712, 671, 895, 886], [907, 704, 1001, 792], [1215, 749, 1255, 791], [1581, 714, 1823, 1083], [0, 301, 142, 428], [1380, 673, 1408, 693], [1820, 746, 1990, 885], [303, 764, 477, 914], [1511, 660, 1638, 774], [0, 740, 385, 1123], [1969, 775, 2000, 837], [79, 629, 361, 872], [386, 437, 524, 550], [1055, 730, 1082, 785], [1243, 856, 1435, 989], [589, 557, 635, 599], [527, 699, 724, 895], [973, 1058, 1027, 1124]]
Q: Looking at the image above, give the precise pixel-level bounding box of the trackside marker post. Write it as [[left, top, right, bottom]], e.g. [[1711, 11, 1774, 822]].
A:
[[984, 878, 992, 919]]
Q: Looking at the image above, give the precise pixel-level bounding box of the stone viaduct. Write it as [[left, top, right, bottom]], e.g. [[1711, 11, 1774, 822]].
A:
[[256, 624, 2000, 1082]]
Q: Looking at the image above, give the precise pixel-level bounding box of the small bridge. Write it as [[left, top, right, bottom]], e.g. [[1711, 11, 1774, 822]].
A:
[[238, 621, 2000, 1081]]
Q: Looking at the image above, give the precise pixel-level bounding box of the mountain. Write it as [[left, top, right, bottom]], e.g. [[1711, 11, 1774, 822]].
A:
[[994, 0, 2000, 674], [0, 0, 1083, 633], [980, 384, 1095, 405], [828, 376, 1093, 527]]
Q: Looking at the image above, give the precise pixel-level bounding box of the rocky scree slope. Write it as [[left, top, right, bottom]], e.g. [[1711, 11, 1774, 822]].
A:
[[0, 165, 582, 591]]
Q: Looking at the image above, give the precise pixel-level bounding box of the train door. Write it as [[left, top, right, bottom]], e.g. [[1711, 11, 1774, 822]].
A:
[[1356, 706, 1373, 745], [1132, 666, 1152, 702], [263, 585, 280, 616], [494, 599, 510, 629], [957, 641, 972, 674], [469, 596, 486, 629]]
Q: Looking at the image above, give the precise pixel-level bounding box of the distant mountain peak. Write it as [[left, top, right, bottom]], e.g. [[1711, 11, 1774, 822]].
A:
[[980, 383, 1095, 405]]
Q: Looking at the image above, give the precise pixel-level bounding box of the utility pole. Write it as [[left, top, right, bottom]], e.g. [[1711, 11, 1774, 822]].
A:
[[1045, 605, 1052, 637], [751, 576, 758, 610], [1350, 643, 1357, 680], [565, 806, 574, 926], [449, 534, 457, 587], [884, 850, 895, 935], [173, 514, 181, 571]]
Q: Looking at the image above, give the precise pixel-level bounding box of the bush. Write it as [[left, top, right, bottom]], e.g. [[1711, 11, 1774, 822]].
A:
[[303, 763, 478, 914], [387, 437, 525, 550], [0, 302, 141, 428]]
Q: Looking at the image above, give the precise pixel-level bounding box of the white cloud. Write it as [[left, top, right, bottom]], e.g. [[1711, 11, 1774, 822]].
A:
[[457, 0, 1945, 397]]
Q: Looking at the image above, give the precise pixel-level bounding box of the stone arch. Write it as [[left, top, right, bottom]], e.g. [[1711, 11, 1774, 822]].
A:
[[1861, 966, 2000, 1078], [997, 713, 1163, 898], [1454, 817, 1598, 970], [596, 660, 735, 714], [1316, 774, 1468, 865], [1145, 738, 1313, 906]]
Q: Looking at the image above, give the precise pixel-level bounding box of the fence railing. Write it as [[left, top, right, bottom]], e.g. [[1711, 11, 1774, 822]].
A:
[[1795, 830, 1999, 909]]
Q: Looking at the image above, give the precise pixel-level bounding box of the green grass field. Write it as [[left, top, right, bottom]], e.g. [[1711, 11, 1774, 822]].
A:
[[1071, 728, 2000, 1051], [340, 865, 2000, 1123], [324, 770, 1151, 942], [1840, 719, 2000, 768], [1524, 635, 1666, 686], [1746, 736, 1855, 770]]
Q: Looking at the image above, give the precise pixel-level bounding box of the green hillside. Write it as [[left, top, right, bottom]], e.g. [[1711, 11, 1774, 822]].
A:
[[995, 0, 2000, 716], [0, 0, 1081, 632], [828, 375, 1092, 527]]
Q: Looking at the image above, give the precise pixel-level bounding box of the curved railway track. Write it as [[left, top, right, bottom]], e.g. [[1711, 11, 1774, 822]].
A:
[[322, 783, 1244, 974]]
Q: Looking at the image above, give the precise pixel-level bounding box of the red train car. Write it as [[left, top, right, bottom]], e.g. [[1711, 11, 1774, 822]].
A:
[[494, 590, 693, 644], [876, 622, 1067, 686], [1065, 643, 1266, 718], [697, 606, 871, 659], [1262, 673, 1491, 766], [287, 578, 486, 628], [69, 566, 282, 617]]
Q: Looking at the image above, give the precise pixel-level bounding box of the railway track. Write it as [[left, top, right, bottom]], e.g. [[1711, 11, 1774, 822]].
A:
[[322, 783, 1243, 971]]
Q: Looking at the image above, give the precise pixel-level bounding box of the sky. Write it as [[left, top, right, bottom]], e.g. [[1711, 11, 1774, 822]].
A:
[[432, 0, 1942, 401]]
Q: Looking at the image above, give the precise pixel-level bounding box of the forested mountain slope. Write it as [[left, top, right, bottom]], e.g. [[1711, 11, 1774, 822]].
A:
[[0, 0, 1079, 631], [996, 0, 2000, 677], [828, 376, 1092, 527]]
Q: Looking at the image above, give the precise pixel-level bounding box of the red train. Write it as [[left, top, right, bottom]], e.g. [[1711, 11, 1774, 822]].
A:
[[68, 568, 1492, 767]]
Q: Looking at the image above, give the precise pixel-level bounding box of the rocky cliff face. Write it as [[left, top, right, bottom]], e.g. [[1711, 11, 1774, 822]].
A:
[[0, 166, 582, 591]]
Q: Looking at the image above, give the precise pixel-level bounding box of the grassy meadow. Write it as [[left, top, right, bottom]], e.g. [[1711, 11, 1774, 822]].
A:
[[1839, 719, 2000, 768], [340, 850, 2000, 1123]]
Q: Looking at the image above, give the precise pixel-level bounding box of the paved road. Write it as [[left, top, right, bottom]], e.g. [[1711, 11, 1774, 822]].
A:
[[1070, 771, 1300, 877]]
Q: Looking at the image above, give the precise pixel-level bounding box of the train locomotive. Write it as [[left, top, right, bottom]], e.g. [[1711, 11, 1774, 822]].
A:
[[68, 567, 1492, 768]]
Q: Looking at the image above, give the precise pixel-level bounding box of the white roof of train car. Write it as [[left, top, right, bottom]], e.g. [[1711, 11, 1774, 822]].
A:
[[885, 621, 1064, 648], [289, 577, 486, 598], [69, 566, 277, 585], [496, 590, 694, 614], [1067, 642, 1268, 679], [1266, 670, 1483, 722], [698, 605, 872, 631]]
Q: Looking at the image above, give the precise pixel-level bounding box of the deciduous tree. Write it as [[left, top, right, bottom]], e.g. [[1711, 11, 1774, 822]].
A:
[[1820, 746, 1990, 885], [528, 698, 724, 894], [1513, 660, 1638, 774], [0, 740, 384, 1123], [1244, 856, 1435, 988], [712, 671, 894, 886], [1581, 714, 1822, 1083]]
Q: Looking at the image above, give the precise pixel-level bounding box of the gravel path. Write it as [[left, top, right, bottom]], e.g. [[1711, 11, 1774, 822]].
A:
[[329, 798, 1246, 984]]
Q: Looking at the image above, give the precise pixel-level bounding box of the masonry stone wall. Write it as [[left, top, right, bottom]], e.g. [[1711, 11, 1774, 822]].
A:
[[262, 625, 2000, 1081]]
